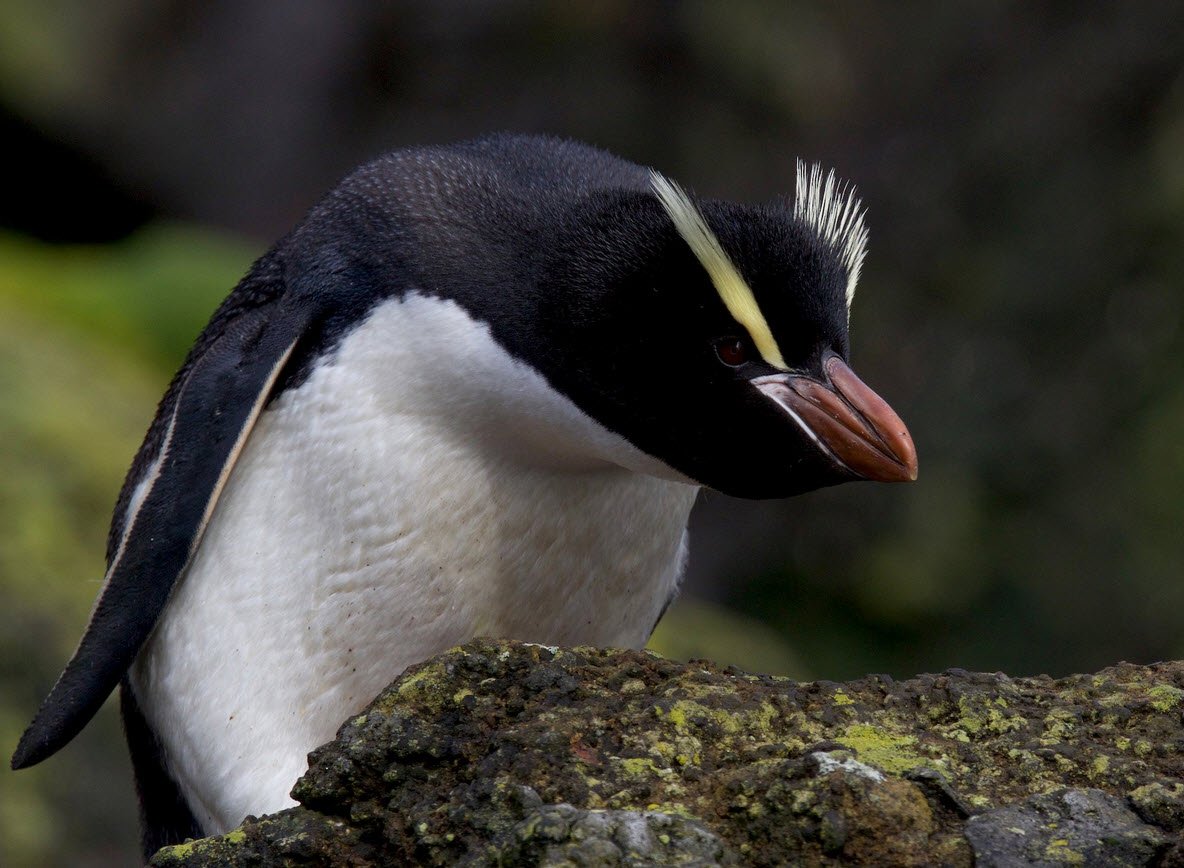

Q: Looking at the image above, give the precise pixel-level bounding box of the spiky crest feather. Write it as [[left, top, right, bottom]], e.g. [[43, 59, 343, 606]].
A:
[[793, 160, 868, 310]]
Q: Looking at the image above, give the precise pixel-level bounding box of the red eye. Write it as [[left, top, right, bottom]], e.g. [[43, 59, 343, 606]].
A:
[[714, 337, 749, 367]]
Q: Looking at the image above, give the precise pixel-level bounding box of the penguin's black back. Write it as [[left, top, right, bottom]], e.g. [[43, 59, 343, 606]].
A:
[[108, 133, 649, 561]]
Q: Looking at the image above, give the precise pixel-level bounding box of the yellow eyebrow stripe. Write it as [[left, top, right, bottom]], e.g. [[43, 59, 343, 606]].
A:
[[649, 171, 788, 371]]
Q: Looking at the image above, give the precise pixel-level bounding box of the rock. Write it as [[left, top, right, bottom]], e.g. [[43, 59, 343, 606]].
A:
[[151, 641, 1184, 866], [965, 788, 1167, 867], [1128, 781, 1184, 832], [498, 801, 732, 866]]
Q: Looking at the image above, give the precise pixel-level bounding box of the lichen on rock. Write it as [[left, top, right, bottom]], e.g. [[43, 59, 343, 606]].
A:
[[151, 641, 1184, 866]]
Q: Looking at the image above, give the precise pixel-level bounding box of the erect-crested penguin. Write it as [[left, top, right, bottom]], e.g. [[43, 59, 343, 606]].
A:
[[12, 134, 916, 857]]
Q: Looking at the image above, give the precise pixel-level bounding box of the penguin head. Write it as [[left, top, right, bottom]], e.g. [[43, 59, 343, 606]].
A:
[[293, 137, 915, 500], [522, 163, 917, 499]]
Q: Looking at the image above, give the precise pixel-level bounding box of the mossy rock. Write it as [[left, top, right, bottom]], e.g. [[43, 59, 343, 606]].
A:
[[152, 641, 1184, 866]]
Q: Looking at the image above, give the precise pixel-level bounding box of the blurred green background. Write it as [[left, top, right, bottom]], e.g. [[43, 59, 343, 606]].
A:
[[2, 2, 1182, 864]]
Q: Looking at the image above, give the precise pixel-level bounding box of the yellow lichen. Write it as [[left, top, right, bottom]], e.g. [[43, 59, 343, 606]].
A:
[[153, 827, 246, 861], [1053, 754, 1076, 774], [154, 841, 197, 860], [1148, 684, 1183, 712], [1044, 838, 1085, 864], [1039, 708, 1077, 745], [617, 756, 675, 780], [836, 723, 929, 775], [396, 666, 439, 697]]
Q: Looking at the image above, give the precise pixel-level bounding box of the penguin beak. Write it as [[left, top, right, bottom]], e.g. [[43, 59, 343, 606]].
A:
[[753, 356, 918, 483]]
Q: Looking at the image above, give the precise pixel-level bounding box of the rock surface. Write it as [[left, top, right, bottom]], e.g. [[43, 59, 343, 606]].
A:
[[151, 641, 1184, 866]]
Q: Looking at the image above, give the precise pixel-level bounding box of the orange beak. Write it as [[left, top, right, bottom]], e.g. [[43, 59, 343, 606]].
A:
[[754, 355, 918, 483]]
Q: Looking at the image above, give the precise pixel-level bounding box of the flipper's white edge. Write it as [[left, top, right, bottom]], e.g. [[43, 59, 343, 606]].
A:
[[12, 305, 309, 769]]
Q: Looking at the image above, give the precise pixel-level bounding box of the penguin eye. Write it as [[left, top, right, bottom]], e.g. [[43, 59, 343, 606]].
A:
[[713, 337, 750, 367]]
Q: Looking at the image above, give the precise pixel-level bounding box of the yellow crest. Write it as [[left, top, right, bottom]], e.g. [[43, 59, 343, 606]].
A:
[[650, 171, 788, 370], [793, 160, 868, 312]]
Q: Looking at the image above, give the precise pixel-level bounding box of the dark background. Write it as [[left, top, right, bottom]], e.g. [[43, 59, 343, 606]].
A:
[[2, 3, 1182, 864]]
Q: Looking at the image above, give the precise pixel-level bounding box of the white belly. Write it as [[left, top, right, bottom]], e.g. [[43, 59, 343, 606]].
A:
[[128, 293, 699, 833]]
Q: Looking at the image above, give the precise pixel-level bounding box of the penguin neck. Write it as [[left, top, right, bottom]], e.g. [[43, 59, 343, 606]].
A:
[[334, 291, 699, 484]]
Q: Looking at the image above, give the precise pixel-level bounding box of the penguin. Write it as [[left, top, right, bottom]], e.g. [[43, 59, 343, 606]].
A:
[[11, 134, 916, 858]]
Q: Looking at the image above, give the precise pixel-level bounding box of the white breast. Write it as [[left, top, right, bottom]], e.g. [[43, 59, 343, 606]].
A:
[[128, 292, 699, 834]]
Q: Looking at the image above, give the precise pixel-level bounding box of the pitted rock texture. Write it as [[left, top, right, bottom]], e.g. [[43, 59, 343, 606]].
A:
[[151, 641, 1184, 866], [965, 788, 1166, 866]]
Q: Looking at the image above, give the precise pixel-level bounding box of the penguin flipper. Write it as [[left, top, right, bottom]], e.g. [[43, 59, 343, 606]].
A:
[[12, 302, 310, 770]]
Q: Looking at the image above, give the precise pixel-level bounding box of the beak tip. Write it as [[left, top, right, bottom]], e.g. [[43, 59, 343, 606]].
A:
[[866, 455, 917, 484], [888, 434, 918, 483], [899, 439, 919, 482]]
